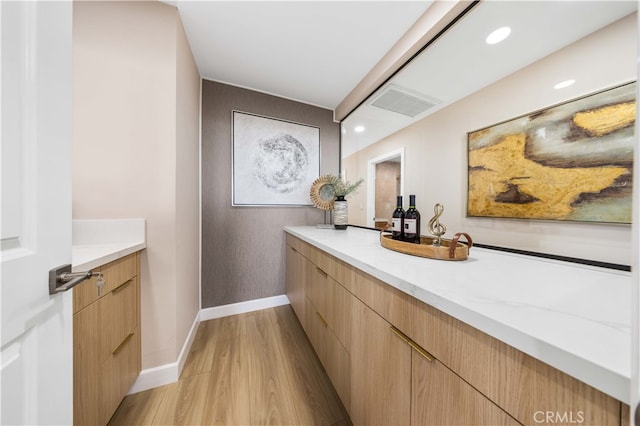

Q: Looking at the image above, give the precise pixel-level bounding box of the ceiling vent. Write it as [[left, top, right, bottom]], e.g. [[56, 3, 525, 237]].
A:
[[369, 84, 440, 118]]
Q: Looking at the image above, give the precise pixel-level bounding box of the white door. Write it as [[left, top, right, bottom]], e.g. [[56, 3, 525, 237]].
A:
[[1, 1, 74, 424]]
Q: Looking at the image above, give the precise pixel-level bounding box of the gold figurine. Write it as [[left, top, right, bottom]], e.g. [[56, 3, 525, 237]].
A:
[[427, 203, 446, 246]]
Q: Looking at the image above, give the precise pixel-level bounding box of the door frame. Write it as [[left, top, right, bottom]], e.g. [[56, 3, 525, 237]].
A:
[[366, 147, 405, 229]]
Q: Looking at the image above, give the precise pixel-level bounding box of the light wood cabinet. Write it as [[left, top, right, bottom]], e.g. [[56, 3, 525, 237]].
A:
[[350, 295, 411, 426], [285, 234, 626, 426], [351, 283, 513, 426], [73, 252, 141, 425], [410, 290, 621, 426], [285, 243, 306, 329], [303, 253, 351, 410], [412, 350, 519, 425]]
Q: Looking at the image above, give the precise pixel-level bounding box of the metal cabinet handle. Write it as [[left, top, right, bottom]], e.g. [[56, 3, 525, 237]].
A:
[[112, 278, 134, 294], [390, 325, 434, 362], [112, 332, 135, 355], [390, 325, 411, 344], [316, 311, 328, 327]]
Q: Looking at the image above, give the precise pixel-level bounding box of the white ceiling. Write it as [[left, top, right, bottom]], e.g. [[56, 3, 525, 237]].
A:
[[174, 1, 433, 110]]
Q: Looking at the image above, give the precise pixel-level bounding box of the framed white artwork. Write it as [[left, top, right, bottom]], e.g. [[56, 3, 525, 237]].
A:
[[232, 111, 320, 206]]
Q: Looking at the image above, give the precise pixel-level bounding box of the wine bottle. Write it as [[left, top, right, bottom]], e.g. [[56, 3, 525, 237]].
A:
[[391, 195, 405, 240], [404, 194, 421, 244]]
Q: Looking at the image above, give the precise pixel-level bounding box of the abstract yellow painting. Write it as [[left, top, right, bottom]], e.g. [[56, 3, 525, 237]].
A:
[[467, 82, 634, 224]]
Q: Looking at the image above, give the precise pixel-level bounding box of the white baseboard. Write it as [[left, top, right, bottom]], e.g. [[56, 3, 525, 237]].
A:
[[127, 362, 179, 395], [128, 312, 200, 395], [199, 294, 290, 322], [127, 294, 290, 394], [176, 313, 200, 376]]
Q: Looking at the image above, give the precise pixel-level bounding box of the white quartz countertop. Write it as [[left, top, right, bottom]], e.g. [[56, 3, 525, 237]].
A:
[[72, 219, 146, 271], [284, 226, 631, 404]]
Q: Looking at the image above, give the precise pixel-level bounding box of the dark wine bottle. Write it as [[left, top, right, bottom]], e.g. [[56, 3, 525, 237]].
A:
[[391, 195, 405, 240], [404, 194, 421, 244]]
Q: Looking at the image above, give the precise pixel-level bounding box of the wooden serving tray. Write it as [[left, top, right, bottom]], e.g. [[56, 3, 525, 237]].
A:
[[380, 232, 472, 261]]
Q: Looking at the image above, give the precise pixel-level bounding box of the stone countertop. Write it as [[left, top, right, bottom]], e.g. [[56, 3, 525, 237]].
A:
[[72, 219, 146, 271], [284, 225, 631, 404]]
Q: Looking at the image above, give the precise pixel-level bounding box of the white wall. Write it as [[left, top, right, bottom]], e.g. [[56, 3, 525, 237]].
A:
[[175, 15, 201, 364], [72, 1, 200, 370], [344, 13, 637, 266]]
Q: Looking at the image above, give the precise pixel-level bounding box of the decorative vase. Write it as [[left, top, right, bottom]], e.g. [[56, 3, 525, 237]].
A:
[[334, 195, 348, 230]]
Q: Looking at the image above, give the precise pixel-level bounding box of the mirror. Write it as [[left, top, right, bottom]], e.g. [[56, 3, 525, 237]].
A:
[[340, 0, 637, 265], [310, 175, 337, 211]]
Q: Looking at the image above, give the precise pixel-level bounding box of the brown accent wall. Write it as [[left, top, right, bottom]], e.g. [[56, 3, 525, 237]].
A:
[[201, 80, 339, 308]]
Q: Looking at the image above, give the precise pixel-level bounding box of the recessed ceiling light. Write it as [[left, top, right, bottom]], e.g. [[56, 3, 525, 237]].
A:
[[486, 27, 511, 45], [554, 79, 576, 89], [354, 125, 365, 133]]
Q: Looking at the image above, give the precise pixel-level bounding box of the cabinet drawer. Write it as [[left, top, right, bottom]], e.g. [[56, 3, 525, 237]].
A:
[[286, 234, 310, 258], [103, 326, 140, 424], [102, 253, 137, 293], [104, 278, 137, 354], [288, 237, 352, 290], [73, 253, 137, 313], [318, 253, 352, 291]]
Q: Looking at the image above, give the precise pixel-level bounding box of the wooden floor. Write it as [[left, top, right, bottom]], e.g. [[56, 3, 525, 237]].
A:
[[109, 305, 351, 425]]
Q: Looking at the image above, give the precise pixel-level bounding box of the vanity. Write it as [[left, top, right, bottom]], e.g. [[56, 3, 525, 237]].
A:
[[285, 226, 630, 425], [71, 220, 146, 425]]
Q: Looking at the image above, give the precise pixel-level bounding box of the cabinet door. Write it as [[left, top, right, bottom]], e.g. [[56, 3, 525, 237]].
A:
[[285, 245, 306, 329], [350, 296, 411, 426], [412, 300, 620, 425], [412, 351, 519, 425], [326, 332, 351, 411]]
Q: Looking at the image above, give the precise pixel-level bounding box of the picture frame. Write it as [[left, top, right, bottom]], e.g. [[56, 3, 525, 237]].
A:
[[467, 81, 635, 224], [232, 111, 320, 206]]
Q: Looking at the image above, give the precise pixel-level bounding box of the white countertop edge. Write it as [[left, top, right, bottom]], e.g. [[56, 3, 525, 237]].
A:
[[72, 242, 146, 272], [284, 226, 630, 404]]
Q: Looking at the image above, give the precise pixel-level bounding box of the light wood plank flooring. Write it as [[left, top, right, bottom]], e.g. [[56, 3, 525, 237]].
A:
[[109, 305, 351, 425]]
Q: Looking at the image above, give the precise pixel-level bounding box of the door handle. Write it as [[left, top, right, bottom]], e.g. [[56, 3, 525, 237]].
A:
[[48, 264, 102, 295]]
